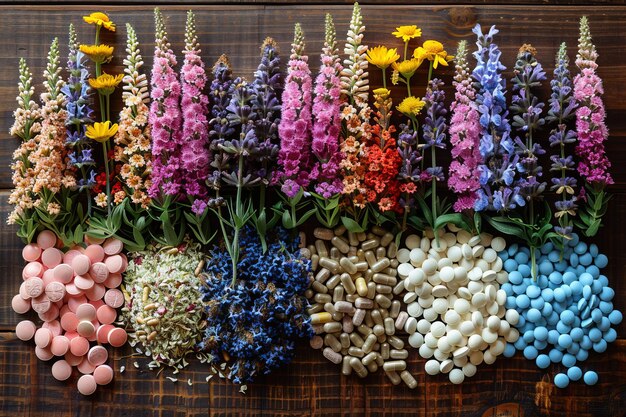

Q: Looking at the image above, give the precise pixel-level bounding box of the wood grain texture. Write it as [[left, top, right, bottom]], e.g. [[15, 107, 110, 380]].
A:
[[0, 4, 626, 417]]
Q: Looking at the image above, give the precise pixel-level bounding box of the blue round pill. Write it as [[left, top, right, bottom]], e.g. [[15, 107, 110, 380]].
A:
[[537, 275, 549, 289], [558, 333, 573, 349], [518, 315, 527, 327], [567, 342, 580, 355], [582, 285, 592, 300], [541, 288, 554, 302], [600, 287, 615, 302], [583, 371, 598, 386], [530, 297, 545, 310], [512, 284, 526, 296], [574, 242, 588, 255], [576, 349, 589, 362], [562, 353, 576, 368], [576, 265, 586, 275], [570, 253, 579, 267], [562, 271, 577, 285], [554, 373, 570, 388], [515, 252, 530, 265], [589, 328, 602, 343], [509, 270, 523, 285], [598, 317, 611, 332], [589, 244, 599, 257], [548, 348, 563, 363], [555, 260, 568, 272], [527, 285, 541, 299], [554, 288, 566, 303], [556, 322, 571, 334], [514, 338, 527, 350], [547, 312, 560, 326], [591, 308, 603, 323], [562, 285, 573, 298], [501, 283, 513, 294], [603, 328, 617, 343], [609, 310, 623, 325], [594, 254, 608, 269], [598, 275, 609, 287], [580, 336, 592, 350], [570, 327, 584, 342], [504, 343, 517, 357], [579, 273, 593, 287], [592, 280, 603, 294], [536, 354, 551, 369], [505, 296, 517, 309], [553, 303, 565, 315], [523, 330, 535, 343], [569, 233, 580, 247], [504, 259, 518, 273], [516, 294, 531, 309], [579, 253, 592, 267], [539, 261, 554, 275], [549, 271, 563, 285], [599, 301, 614, 315], [567, 366, 583, 381], [548, 250, 560, 263], [542, 303, 553, 317], [570, 281, 583, 296], [527, 308, 542, 323], [523, 345, 539, 360], [534, 340, 548, 350], [593, 339, 607, 353], [518, 264, 531, 277], [560, 310, 575, 325], [586, 265, 600, 278], [547, 329, 560, 345], [508, 243, 519, 256]]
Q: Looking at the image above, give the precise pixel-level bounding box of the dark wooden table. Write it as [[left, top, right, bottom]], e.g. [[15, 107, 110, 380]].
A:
[[1, 2, 625, 416]]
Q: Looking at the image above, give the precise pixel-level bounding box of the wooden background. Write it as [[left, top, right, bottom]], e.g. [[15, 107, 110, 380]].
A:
[[1, 2, 626, 416]]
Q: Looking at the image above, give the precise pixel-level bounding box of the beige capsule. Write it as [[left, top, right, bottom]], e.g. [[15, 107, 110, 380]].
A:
[[340, 257, 357, 275], [348, 346, 365, 358], [355, 297, 374, 309], [314, 227, 334, 240], [388, 335, 405, 350], [367, 282, 377, 300], [334, 301, 354, 314], [348, 232, 359, 247], [373, 273, 396, 286], [390, 300, 401, 318], [386, 370, 402, 385], [375, 247, 387, 260], [375, 294, 392, 310], [329, 247, 341, 260], [331, 312, 344, 321], [342, 355, 353, 375], [390, 349, 409, 360], [315, 268, 331, 284], [323, 347, 342, 364], [380, 233, 394, 247], [333, 286, 344, 302], [382, 360, 407, 372], [340, 273, 356, 295], [362, 351, 378, 366], [373, 324, 385, 337], [342, 316, 354, 334], [352, 308, 366, 326], [310, 312, 333, 324], [350, 357, 368, 378], [395, 311, 409, 330], [314, 293, 332, 304], [311, 281, 328, 294], [384, 317, 396, 335], [326, 274, 342, 290], [324, 333, 342, 352], [371, 258, 391, 273], [319, 257, 340, 274], [381, 342, 390, 360], [361, 334, 377, 354], [146, 318, 160, 327], [345, 294, 358, 303], [349, 332, 365, 348], [332, 237, 350, 254], [375, 284, 392, 294], [366, 361, 379, 373], [311, 254, 320, 270], [354, 261, 369, 272], [307, 304, 324, 315], [370, 309, 384, 326], [357, 324, 373, 337], [355, 277, 368, 297], [371, 225, 387, 236], [363, 311, 375, 328], [339, 332, 351, 349], [323, 322, 342, 334], [401, 370, 418, 389], [387, 241, 398, 259], [361, 239, 380, 251], [315, 240, 329, 258]]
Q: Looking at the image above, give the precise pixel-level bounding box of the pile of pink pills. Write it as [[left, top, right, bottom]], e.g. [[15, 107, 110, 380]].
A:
[[12, 230, 128, 395]]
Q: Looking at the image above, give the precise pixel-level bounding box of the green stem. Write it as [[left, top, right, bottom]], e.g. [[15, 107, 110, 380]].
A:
[[403, 41, 408, 61], [230, 153, 245, 287], [102, 141, 111, 216], [530, 245, 537, 282], [382, 68, 387, 90], [401, 191, 409, 232], [431, 145, 440, 247], [406, 76, 412, 97], [427, 61, 433, 91]]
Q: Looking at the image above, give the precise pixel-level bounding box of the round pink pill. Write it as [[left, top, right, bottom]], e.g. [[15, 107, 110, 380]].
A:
[[15, 320, 36, 341], [77, 320, 96, 338], [103, 273, 122, 289], [34, 328, 52, 348], [19, 282, 31, 300], [62, 249, 82, 266], [104, 255, 123, 274], [68, 295, 87, 312], [90, 299, 105, 310], [77, 357, 96, 375], [23, 261, 43, 279], [93, 365, 114, 385], [50, 335, 70, 356], [77, 374, 97, 395], [72, 254, 91, 276], [42, 320, 62, 336], [36, 230, 56, 249], [24, 277, 44, 298], [60, 312, 79, 332], [45, 281, 66, 302], [35, 346, 54, 361], [76, 303, 97, 321], [65, 283, 82, 296], [89, 262, 109, 284], [107, 328, 127, 347], [96, 305, 117, 325], [42, 247, 63, 269], [42, 269, 56, 287], [85, 283, 105, 301], [74, 275, 94, 291], [96, 324, 114, 344], [11, 294, 31, 314], [22, 244, 42, 262], [85, 245, 105, 263], [53, 264, 74, 284], [64, 331, 79, 341], [119, 253, 128, 273], [70, 336, 89, 356], [64, 351, 83, 366], [31, 295, 51, 314], [38, 303, 59, 322], [104, 289, 124, 309], [51, 359, 72, 381], [103, 238, 123, 256], [87, 345, 108, 366]]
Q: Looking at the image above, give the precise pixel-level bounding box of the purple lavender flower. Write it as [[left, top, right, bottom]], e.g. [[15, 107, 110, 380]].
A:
[[422, 79, 447, 153], [472, 24, 522, 213]]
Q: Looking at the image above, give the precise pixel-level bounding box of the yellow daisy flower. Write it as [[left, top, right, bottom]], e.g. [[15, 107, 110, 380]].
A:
[[416, 40, 455, 69], [79, 44, 114, 64], [392, 59, 422, 79], [366, 46, 400, 70], [86, 121, 119, 143], [83, 12, 116, 32], [373, 88, 391, 99], [392, 25, 422, 43], [89, 73, 123, 95], [397, 96, 426, 118]]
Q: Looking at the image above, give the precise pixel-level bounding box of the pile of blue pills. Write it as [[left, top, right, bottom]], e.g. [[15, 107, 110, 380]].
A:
[[498, 234, 622, 388]]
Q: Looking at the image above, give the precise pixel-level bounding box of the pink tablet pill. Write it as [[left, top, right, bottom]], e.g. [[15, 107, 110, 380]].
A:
[[42, 320, 62, 336], [50, 335, 70, 356], [42, 269, 56, 286], [62, 249, 82, 266], [85, 244, 105, 263], [85, 283, 105, 301], [104, 255, 123, 274], [53, 264, 74, 284], [103, 238, 123, 256], [77, 357, 96, 375], [87, 345, 108, 366], [104, 289, 124, 309], [74, 275, 94, 291], [24, 277, 44, 298], [11, 294, 31, 314], [65, 283, 82, 296], [77, 320, 96, 338], [38, 303, 59, 322], [119, 253, 128, 273], [45, 281, 66, 302], [42, 247, 63, 269], [64, 331, 79, 340], [90, 299, 105, 310], [61, 312, 79, 332], [36, 230, 56, 249], [22, 244, 42, 262], [77, 374, 97, 395], [93, 364, 114, 385], [59, 304, 71, 316], [31, 294, 51, 314], [96, 305, 117, 325], [96, 324, 114, 344], [76, 303, 97, 321], [107, 328, 127, 347], [64, 351, 83, 366], [51, 359, 72, 381], [35, 346, 54, 361], [70, 336, 89, 356], [68, 295, 87, 312], [19, 282, 31, 300], [23, 261, 43, 279], [34, 328, 53, 348], [103, 273, 122, 289], [71, 254, 91, 276], [89, 262, 109, 284], [15, 320, 36, 341]]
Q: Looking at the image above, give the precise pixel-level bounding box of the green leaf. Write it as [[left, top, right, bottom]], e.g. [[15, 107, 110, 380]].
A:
[[296, 207, 318, 227], [485, 216, 526, 240], [342, 216, 365, 233], [282, 209, 293, 229], [434, 213, 466, 231]]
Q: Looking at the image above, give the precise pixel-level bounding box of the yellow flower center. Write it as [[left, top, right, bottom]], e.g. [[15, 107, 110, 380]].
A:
[[79, 44, 114, 64]]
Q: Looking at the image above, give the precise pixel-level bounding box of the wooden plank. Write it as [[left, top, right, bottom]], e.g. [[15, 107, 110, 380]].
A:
[[2, 0, 625, 5], [0, 332, 624, 416], [2, 6, 626, 188]]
